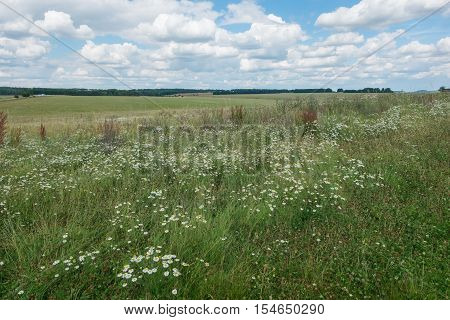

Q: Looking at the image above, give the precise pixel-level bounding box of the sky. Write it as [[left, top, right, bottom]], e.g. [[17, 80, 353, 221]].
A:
[[0, 0, 449, 91]]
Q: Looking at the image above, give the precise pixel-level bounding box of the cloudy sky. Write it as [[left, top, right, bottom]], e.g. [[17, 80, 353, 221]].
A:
[[0, 0, 449, 91]]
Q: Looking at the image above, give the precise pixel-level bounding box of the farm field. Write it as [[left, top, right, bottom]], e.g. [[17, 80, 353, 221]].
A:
[[0, 95, 276, 130], [0, 93, 448, 299]]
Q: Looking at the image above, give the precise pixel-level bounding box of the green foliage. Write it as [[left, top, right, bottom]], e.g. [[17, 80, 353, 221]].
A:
[[0, 94, 448, 299]]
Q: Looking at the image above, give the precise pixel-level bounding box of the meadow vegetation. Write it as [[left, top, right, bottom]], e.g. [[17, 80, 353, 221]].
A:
[[0, 93, 448, 299]]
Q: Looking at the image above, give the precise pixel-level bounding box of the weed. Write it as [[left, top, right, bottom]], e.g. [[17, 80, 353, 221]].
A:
[[39, 123, 47, 141], [0, 112, 6, 145]]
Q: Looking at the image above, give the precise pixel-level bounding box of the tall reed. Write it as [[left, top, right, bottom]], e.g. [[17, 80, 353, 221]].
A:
[[0, 112, 6, 145]]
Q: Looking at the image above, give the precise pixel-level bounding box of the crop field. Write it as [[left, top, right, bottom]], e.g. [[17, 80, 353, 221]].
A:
[[0, 95, 276, 130], [0, 93, 448, 299]]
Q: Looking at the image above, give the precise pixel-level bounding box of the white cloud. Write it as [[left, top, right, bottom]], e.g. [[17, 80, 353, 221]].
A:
[[240, 58, 290, 72], [0, 17, 35, 37], [223, 0, 279, 25], [229, 22, 307, 51], [130, 14, 216, 43], [35, 11, 94, 39], [359, 30, 404, 54], [0, 0, 219, 35], [319, 32, 365, 46], [398, 41, 436, 56], [0, 0, 448, 89], [0, 36, 50, 59], [436, 37, 450, 52], [165, 43, 239, 58], [80, 41, 139, 65], [316, 0, 449, 30]]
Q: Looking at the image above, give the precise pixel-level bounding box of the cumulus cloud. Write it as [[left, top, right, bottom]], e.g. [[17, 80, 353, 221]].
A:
[[0, 36, 50, 59], [0, 0, 448, 89], [233, 23, 307, 49], [436, 37, 450, 52], [316, 0, 449, 30], [130, 14, 216, 43], [0, 0, 219, 35], [223, 0, 285, 25], [35, 11, 94, 39], [80, 41, 139, 65], [398, 41, 436, 56], [240, 58, 290, 72], [318, 32, 365, 46], [165, 43, 239, 58]]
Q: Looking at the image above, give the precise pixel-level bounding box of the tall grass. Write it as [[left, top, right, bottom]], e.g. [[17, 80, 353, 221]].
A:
[[39, 124, 47, 141], [0, 112, 6, 145], [230, 105, 245, 126], [9, 127, 22, 146], [0, 93, 448, 299]]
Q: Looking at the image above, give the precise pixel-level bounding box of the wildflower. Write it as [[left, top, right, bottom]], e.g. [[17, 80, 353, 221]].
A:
[[18, 290, 24, 295], [172, 289, 177, 295], [172, 268, 181, 277]]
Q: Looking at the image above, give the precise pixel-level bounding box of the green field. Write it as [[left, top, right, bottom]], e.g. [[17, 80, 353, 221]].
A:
[[0, 93, 448, 299], [0, 95, 276, 126]]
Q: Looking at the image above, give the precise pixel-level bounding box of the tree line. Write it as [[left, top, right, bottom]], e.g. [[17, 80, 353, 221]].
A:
[[0, 87, 394, 97]]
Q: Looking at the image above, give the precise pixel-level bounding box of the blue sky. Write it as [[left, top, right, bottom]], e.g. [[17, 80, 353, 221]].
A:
[[0, 0, 449, 90]]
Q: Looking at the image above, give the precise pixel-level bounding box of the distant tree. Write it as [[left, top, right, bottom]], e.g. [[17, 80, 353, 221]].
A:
[[439, 86, 446, 92], [14, 95, 19, 99], [337, 88, 343, 93]]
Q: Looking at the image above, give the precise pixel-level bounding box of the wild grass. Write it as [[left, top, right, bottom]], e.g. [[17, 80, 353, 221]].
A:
[[9, 127, 22, 147], [0, 112, 6, 145], [39, 124, 46, 141], [0, 93, 448, 299]]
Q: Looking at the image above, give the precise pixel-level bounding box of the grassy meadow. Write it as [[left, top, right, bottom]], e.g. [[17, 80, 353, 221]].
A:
[[0, 95, 275, 130], [0, 93, 448, 299]]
